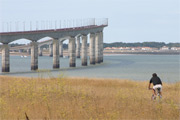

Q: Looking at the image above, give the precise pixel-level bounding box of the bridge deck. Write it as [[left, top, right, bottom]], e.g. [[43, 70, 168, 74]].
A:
[[0, 25, 106, 35]]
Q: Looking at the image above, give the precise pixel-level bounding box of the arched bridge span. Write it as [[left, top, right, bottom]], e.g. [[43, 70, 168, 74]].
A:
[[0, 19, 108, 72]]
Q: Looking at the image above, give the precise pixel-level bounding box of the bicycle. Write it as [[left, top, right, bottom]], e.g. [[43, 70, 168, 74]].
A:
[[149, 88, 162, 101]]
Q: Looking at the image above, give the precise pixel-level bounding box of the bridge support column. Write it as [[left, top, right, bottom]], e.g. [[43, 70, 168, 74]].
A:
[[49, 44, 53, 57], [53, 39, 59, 69], [90, 33, 95, 65], [27, 49, 31, 55], [100, 31, 104, 63], [81, 35, 88, 66], [69, 37, 76, 67], [38, 47, 43, 56], [1, 44, 10, 72], [95, 32, 101, 63], [76, 36, 81, 58], [31, 41, 38, 70], [59, 41, 63, 57]]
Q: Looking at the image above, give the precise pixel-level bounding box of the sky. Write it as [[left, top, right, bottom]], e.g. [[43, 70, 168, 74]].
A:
[[0, 0, 179, 44]]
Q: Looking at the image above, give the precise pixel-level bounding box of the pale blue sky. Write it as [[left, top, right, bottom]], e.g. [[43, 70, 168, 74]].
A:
[[0, 0, 179, 43]]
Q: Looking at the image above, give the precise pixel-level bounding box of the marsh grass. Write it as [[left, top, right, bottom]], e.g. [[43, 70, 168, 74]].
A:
[[0, 76, 179, 119]]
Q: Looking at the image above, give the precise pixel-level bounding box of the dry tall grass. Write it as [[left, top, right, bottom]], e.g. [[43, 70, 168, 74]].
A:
[[0, 76, 179, 119]]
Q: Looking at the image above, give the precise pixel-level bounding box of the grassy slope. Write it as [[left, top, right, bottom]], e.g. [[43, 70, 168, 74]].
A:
[[0, 76, 179, 119]]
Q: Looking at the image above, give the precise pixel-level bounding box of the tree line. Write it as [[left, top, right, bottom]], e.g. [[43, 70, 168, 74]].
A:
[[103, 42, 180, 48]]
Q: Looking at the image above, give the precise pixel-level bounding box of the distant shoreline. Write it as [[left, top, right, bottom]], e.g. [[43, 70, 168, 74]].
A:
[[0, 51, 179, 56], [104, 52, 180, 55]]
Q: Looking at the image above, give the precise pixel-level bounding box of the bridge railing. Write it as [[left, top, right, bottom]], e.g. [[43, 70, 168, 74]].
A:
[[0, 18, 108, 33]]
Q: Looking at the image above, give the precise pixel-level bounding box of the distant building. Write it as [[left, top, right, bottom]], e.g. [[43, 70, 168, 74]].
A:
[[171, 47, 180, 50], [160, 46, 169, 50], [124, 47, 131, 50], [141, 47, 152, 51], [105, 47, 112, 50], [111, 47, 117, 50], [119, 47, 130, 50], [131, 47, 141, 51], [118, 47, 124, 50]]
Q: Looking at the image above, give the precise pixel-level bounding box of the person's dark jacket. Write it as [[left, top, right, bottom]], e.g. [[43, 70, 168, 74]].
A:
[[149, 76, 162, 86]]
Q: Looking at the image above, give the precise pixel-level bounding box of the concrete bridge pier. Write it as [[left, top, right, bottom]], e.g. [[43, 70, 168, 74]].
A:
[[27, 49, 31, 55], [95, 32, 101, 63], [90, 33, 96, 65], [49, 44, 53, 57], [31, 41, 38, 70], [100, 31, 104, 63], [53, 39, 59, 69], [38, 47, 43, 56], [76, 36, 81, 58], [69, 37, 76, 67], [81, 35, 88, 66], [1, 44, 10, 72], [59, 41, 63, 57]]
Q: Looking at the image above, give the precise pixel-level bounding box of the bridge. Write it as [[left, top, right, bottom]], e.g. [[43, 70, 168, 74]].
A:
[[0, 18, 108, 72], [9, 37, 75, 57]]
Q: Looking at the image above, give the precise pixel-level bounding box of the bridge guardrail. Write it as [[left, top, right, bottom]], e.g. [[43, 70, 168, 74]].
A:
[[0, 18, 108, 33]]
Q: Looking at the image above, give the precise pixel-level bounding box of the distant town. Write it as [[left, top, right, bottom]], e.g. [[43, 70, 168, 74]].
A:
[[103, 42, 180, 55], [104, 46, 180, 55], [105, 46, 180, 50]]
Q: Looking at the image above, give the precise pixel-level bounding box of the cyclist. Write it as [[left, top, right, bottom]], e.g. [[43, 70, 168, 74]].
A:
[[148, 73, 162, 99]]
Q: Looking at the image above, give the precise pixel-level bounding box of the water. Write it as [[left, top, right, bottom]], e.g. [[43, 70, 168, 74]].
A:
[[0, 55, 179, 83]]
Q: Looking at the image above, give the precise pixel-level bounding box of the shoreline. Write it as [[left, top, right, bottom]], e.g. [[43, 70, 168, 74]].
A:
[[0, 51, 179, 56], [103, 51, 180, 55]]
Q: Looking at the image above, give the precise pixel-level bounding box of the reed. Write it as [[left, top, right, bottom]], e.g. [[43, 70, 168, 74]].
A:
[[0, 76, 179, 119]]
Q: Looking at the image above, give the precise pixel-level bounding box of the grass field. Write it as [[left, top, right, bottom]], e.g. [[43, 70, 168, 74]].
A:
[[0, 76, 179, 119]]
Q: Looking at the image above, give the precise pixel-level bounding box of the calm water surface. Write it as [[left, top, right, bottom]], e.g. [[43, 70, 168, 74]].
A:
[[0, 55, 179, 83]]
